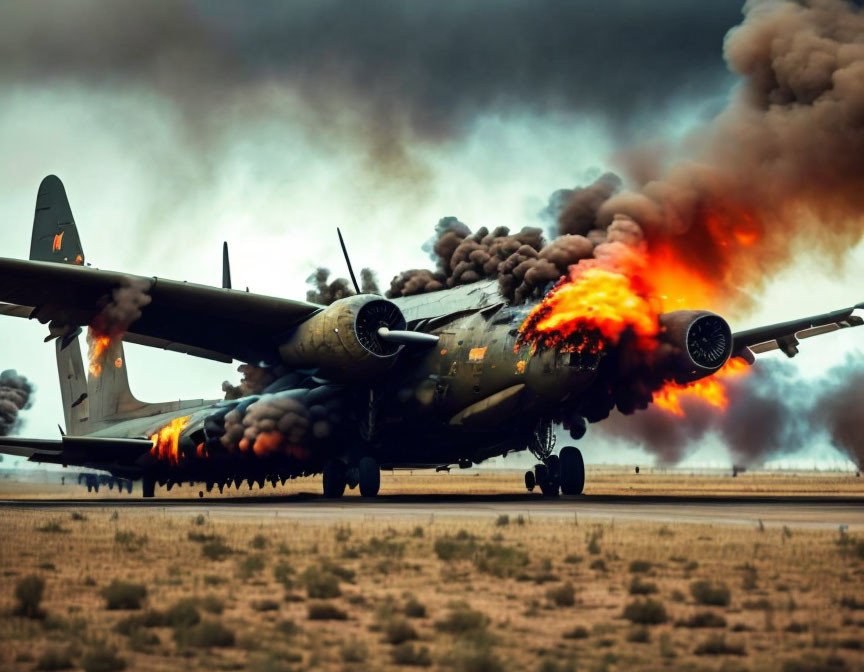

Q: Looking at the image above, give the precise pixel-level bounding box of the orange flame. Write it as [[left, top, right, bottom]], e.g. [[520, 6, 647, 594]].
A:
[[52, 232, 64, 252], [87, 331, 112, 378], [150, 415, 191, 465], [518, 247, 658, 353], [653, 357, 750, 416]]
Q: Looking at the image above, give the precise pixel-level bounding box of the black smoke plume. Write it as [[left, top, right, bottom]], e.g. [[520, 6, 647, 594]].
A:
[[0, 369, 33, 436]]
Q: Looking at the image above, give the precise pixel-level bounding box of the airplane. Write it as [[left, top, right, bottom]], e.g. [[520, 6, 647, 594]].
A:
[[0, 175, 861, 499]]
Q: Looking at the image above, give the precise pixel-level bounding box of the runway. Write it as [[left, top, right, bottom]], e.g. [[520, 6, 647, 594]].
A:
[[2, 494, 862, 530]]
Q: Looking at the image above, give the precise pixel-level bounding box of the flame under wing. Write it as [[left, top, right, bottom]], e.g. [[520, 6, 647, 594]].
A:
[[0, 257, 324, 364]]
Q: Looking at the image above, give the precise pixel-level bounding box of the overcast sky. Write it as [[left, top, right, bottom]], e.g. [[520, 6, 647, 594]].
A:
[[1, 0, 862, 469]]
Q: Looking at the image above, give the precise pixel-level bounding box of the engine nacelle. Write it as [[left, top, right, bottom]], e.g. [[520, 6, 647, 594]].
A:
[[279, 295, 406, 381], [658, 310, 732, 382]]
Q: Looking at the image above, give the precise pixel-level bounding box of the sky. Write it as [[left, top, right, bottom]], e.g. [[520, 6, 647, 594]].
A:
[[0, 0, 862, 470]]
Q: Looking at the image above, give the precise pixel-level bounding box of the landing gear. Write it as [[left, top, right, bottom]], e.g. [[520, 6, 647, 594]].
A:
[[322, 459, 347, 499], [537, 457, 560, 497], [358, 457, 380, 497], [559, 445, 585, 495], [524, 470, 536, 492], [142, 476, 155, 498]]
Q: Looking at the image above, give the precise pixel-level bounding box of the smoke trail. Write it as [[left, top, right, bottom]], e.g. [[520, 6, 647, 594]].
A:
[[0, 369, 33, 436], [594, 353, 864, 468], [87, 277, 152, 376]]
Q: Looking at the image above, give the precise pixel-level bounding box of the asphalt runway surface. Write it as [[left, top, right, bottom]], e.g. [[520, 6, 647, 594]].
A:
[[2, 494, 862, 530]]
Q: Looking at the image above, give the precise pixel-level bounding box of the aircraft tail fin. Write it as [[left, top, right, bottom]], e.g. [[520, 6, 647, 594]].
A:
[[30, 175, 85, 265]]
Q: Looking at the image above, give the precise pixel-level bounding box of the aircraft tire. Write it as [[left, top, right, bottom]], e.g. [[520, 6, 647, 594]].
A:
[[559, 445, 585, 496], [323, 459, 347, 498], [535, 463, 559, 497], [142, 477, 155, 498], [524, 470, 536, 492], [358, 457, 380, 497]]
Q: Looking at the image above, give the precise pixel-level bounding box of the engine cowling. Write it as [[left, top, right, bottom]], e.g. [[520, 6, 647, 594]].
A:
[[658, 310, 733, 381], [279, 295, 406, 381]]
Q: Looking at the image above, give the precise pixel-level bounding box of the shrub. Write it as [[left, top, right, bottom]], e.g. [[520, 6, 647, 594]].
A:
[[363, 537, 405, 558], [164, 599, 201, 628], [114, 531, 146, 550], [71, 512, 87, 521], [201, 539, 234, 560], [562, 626, 589, 639], [174, 620, 236, 648], [690, 580, 731, 607], [384, 617, 418, 644], [563, 554, 582, 564], [37, 521, 68, 534], [629, 560, 652, 573], [253, 599, 280, 612], [783, 656, 849, 672], [128, 629, 160, 652], [623, 599, 668, 625], [391, 642, 432, 667], [840, 595, 864, 610], [404, 596, 427, 618], [276, 619, 301, 636], [80, 644, 126, 672], [198, 594, 224, 614], [273, 561, 294, 587], [546, 582, 575, 607], [589, 559, 607, 572], [434, 536, 475, 562], [36, 645, 75, 670], [340, 637, 368, 663], [694, 634, 746, 656], [300, 566, 341, 598], [237, 554, 266, 580], [676, 611, 727, 628], [193, 514, 206, 526], [100, 581, 147, 610], [307, 602, 348, 620], [450, 645, 504, 672], [629, 578, 658, 595], [187, 531, 220, 543], [785, 621, 808, 633], [250, 534, 268, 550], [495, 515, 510, 527], [113, 610, 166, 635], [435, 604, 489, 636], [627, 626, 650, 643], [14, 574, 45, 618], [474, 543, 530, 578], [411, 526, 425, 538], [587, 529, 602, 555]]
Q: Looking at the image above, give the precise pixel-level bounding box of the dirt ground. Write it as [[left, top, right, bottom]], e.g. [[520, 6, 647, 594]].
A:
[[1, 466, 862, 500], [0, 504, 862, 672]]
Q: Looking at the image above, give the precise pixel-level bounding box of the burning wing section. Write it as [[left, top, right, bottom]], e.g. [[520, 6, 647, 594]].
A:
[[732, 304, 864, 359], [0, 257, 323, 364]]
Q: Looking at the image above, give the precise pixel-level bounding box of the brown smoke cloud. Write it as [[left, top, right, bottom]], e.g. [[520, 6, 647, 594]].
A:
[[598, 0, 864, 313], [0, 369, 33, 436], [222, 364, 276, 401], [87, 277, 153, 376], [306, 267, 380, 305]]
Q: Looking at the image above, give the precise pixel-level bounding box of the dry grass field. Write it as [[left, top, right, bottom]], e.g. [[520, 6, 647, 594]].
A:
[[1, 505, 863, 672], [1, 466, 862, 500]]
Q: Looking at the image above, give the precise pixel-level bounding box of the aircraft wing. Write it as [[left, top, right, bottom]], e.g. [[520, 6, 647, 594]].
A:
[[0, 435, 153, 472], [732, 303, 864, 358], [0, 257, 323, 364]]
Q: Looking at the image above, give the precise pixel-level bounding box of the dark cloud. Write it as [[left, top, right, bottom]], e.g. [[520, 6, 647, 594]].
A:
[[0, 0, 744, 141], [0, 369, 33, 437]]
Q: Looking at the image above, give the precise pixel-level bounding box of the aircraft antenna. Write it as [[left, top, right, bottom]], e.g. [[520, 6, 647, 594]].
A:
[[222, 241, 232, 289], [337, 227, 361, 294]]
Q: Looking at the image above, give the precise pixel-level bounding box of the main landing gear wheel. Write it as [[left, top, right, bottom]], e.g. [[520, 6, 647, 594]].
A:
[[322, 459, 347, 499], [524, 470, 536, 492], [358, 457, 380, 497], [532, 463, 559, 497], [559, 445, 585, 495]]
